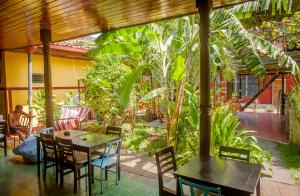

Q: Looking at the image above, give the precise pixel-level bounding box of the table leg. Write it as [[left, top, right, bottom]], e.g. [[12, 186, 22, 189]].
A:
[[37, 138, 40, 177], [257, 177, 261, 196], [88, 150, 92, 195]]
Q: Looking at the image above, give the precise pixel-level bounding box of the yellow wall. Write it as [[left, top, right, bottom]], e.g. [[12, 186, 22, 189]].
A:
[[4, 51, 91, 110]]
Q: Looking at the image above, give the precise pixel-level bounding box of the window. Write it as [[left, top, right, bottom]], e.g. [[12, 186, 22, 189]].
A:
[[233, 75, 258, 97], [32, 73, 44, 83]]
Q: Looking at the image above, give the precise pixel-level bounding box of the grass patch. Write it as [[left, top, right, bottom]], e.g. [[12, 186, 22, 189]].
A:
[[123, 126, 167, 156], [278, 143, 300, 182]]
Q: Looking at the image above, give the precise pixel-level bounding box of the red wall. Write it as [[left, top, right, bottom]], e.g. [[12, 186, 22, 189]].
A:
[[223, 74, 296, 105]]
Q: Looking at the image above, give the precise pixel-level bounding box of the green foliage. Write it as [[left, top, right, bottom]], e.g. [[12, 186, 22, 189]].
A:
[[279, 143, 300, 182], [258, 11, 300, 51], [120, 65, 147, 107], [289, 75, 300, 122], [32, 90, 61, 122], [211, 106, 271, 164], [123, 127, 167, 156], [82, 56, 130, 125]]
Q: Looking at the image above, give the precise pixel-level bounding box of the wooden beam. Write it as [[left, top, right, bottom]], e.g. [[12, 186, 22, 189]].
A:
[[281, 74, 285, 115], [197, 0, 212, 157], [40, 29, 54, 127], [241, 74, 280, 111]]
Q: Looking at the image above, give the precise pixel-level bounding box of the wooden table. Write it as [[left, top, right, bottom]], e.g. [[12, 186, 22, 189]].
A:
[[173, 156, 261, 196], [36, 130, 118, 195]]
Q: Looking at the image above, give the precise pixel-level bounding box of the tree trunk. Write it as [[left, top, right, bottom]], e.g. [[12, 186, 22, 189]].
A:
[[168, 79, 186, 148]]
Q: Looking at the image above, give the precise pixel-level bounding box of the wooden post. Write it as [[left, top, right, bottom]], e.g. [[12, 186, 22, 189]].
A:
[[40, 29, 54, 127], [281, 74, 285, 115], [197, 0, 212, 157], [238, 75, 242, 99], [227, 81, 233, 99], [26, 47, 36, 135]]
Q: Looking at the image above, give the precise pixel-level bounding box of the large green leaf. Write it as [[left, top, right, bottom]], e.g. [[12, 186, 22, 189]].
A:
[[139, 87, 166, 103], [251, 34, 299, 73], [120, 65, 147, 107], [172, 55, 186, 81]]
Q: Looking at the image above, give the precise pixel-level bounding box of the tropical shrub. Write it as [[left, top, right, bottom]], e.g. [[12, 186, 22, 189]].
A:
[[82, 56, 130, 125], [289, 75, 300, 122], [32, 90, 61, 122], [211, 106, 271, 164]]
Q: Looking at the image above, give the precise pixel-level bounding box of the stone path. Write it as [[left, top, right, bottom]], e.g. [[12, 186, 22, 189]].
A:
[[257, 138, 300, 196], [119, 139, 300, 196]]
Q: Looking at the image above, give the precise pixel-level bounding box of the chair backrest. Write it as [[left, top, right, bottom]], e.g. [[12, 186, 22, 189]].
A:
[[55, 137, 75, 164], [0, 121, 6, 135], [179, 177, 221, 196], [40, 132, 57, 159], [19, 115, 30, 127], [155, 147, 177, 195], [106, 126, 122, 137], [219, 145, 250, 162], [102, 138, 122, 160]]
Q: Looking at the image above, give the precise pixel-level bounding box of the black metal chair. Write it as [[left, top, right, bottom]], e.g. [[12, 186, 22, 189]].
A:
[[155, 146, 177, 196], [40, 132, 59, 183], [106, 126, 122, 137], [219, 145, 250, 162], [56, 137, 88, 193], [0, 121, 7, 156]]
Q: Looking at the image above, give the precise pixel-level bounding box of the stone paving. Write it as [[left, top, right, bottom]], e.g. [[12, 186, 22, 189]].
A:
[[238, 112, 289, 143]]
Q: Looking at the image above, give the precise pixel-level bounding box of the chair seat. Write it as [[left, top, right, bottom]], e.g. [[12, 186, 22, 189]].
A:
[[66, 152, 99, 164], [92, 157, 116, 169], [164, 179, 203, 196]]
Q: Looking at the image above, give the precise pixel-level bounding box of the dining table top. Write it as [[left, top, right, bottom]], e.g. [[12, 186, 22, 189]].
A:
[[37, 130, 119, 150], [174, 155, 262, 194]]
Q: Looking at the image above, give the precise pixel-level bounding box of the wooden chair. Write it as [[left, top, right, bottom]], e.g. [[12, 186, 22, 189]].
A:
[[9, 115, 31, 147], [0, 121, 7, 156], [92, 126, 122, 181], [178, 177, 221, 196], [155, 146, 177, 196], [40, 131, 59, 183], [91, 138, 122, 194], [106, 126, 122, 137], [219, 146, 250, 162], [56, 137, 88, 193]]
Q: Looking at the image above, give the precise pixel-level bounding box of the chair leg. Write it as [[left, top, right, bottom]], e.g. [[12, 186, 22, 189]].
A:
[[118, 162, 121, 181], [100, 168, 104, 194], [55, 161, 59, 184], [60, 168, 64, 188], [4, 138, 7, 156], [74, 169, 77, 193], [105, 169, 108, 181], [91, 165, 94, 184], [43, 161, 47, 180]]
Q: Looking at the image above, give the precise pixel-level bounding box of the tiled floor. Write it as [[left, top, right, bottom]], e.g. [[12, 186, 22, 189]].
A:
[[238, 112, 289, 143], [0, 149, 158, 196]]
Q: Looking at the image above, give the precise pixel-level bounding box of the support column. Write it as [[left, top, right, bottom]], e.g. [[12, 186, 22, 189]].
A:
[[227, 81, 233, 99], [239, 75, 242, 99], [197, 0, 212, 157], [281, 74, 285, 115], [40, 29, 54, 127], [26, 46, 37, 135]]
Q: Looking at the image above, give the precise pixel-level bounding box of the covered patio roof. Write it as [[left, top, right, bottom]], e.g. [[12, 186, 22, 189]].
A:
[[0, 0, 251, 50]]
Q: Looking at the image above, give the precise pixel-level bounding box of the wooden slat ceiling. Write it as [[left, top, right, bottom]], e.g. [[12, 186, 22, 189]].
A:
[[0, 0, 252, 50]]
